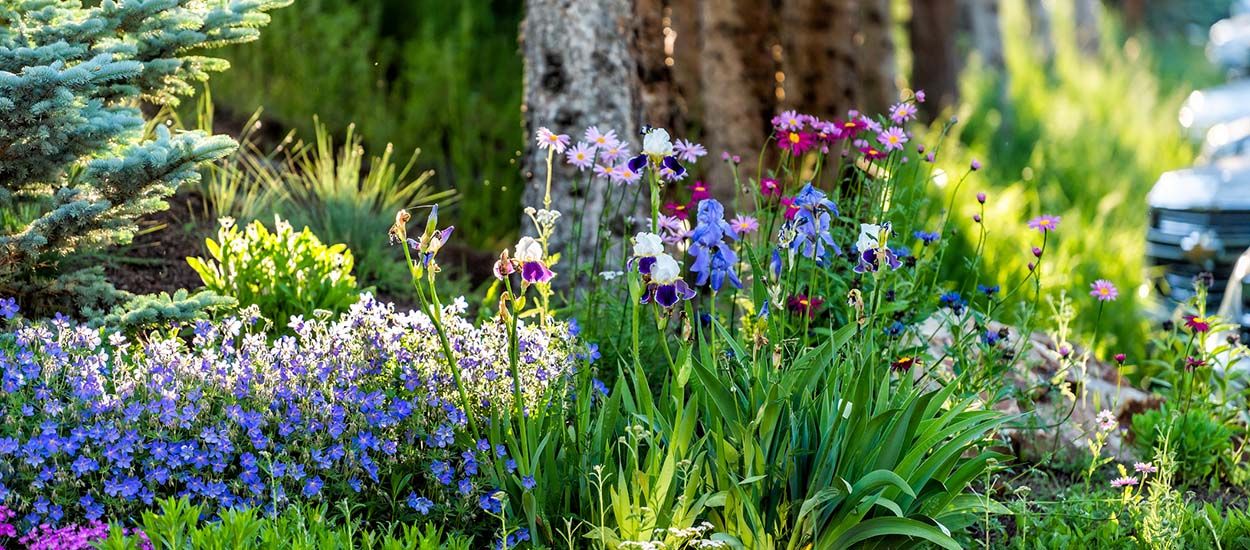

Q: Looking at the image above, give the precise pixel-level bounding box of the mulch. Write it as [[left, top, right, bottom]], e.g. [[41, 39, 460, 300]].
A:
[[104, 193, 212, 297]]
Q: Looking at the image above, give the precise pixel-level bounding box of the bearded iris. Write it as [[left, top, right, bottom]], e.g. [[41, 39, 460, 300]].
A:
[[631, 232, 665, 275], [853, 223, 902, 273], [641, 253, 696, 308], [627, 128, 686, 179], [786, 184, 840, 262], [514, 237, 553, 284], [688, 199, 742, 291]]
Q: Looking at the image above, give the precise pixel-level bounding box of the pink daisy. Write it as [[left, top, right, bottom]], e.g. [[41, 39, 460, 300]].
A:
[[729, 214, 759, 235], [535, 127, 570, 154], [565, 142, 595, 170], [778, 130, 816, 155], [878, 127, 909, 151], [1090, 279, 1118, 302], [674, 139, 707, 163], [1027, 215, 1061, 233], [584, 126, 620, 149]]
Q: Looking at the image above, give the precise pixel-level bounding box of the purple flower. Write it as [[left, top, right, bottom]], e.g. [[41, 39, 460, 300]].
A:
[[878, 127, 908, 151], [1090, 279, 1118, 302], [889, 102, 918, 124], [786, 184, 840, 261], [407, 493, 433, 514], [641, 253, 696, 308], [688, 199, 742, 291], [914, 230, 940, 245], [514, 237, 554, 284], [535, 127, 570, 153], [521, 475, 536, 491], [673, 139, 707, 163], [729, 215, 759, 235], [584, 126, 620, 149], [565, 141, 595, 170], [1027, 215, 1060, 233], [0, 298, 18, 320]]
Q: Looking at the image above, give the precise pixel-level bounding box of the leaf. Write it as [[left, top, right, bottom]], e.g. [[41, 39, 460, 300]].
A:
[[828, 517, 961, 550]]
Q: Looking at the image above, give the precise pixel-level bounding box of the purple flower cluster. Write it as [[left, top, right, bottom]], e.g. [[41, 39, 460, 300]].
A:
[[688, 199, 742, 291], [0, 294, 575, 528], [17, 520, 151, 550]]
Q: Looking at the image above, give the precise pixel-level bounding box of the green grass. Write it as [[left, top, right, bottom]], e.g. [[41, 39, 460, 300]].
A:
[[929, 0, 1221, 358], [209, 0, 525, 250]]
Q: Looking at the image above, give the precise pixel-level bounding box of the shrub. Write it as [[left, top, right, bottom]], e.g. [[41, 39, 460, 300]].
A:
[[0, 0, 287, 317], [188, 216, 359, 324], [1130, 408, 1233, 483]]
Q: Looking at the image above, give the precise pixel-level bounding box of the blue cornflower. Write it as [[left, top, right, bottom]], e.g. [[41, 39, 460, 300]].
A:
[[914, 230, 940, 245], [982, 329, 1000, 346], [688, 199, 742, 291], [977, 284, 1000, 296], [939, 291, 966, 314], [786, 184, 840, 261], [885, 321, 905, 337]]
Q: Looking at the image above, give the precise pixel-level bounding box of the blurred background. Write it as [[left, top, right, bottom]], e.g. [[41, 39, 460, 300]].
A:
[[142, 0, 1249, 358]]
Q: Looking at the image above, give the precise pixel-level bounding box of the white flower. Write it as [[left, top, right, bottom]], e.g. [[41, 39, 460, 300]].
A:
[[856, 223, 888, 252], [599, 270, 624, 280], [633, 232, 665, 257], [451, 296, 469, 314], [515, 236, 544, 263], [650, 252, 682, 284], [642, 128, 674, 157]]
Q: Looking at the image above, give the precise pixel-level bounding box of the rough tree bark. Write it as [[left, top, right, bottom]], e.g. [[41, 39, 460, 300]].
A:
[[521, 0, 647, 280], [909, 0, 961, 120], [858, 0, 898, 115], [699, 0, 774, 194]]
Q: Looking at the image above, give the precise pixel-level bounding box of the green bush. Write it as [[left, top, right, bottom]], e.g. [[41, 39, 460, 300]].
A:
[[1130, 408, 1234, 484], [188, 216, 359, 325]]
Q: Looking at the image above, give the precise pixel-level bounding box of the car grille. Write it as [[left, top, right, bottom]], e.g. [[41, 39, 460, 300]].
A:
[[1146, 208, 1250, 310]]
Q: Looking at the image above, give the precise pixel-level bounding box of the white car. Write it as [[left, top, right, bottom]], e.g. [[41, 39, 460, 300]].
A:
[[1179, 80, 1250, 140], [1146, 156, 1250, 312]]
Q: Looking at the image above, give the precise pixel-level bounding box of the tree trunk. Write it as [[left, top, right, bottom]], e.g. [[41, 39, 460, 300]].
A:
[[521, 0, 647, 281], [700, 0, 774, 195], [1027, 0, 1055, 64], [909, 0, 960, 120], [858, 0, 898, 114], [1073, 0, 1100, 56], [958, 0, 1005, 72]]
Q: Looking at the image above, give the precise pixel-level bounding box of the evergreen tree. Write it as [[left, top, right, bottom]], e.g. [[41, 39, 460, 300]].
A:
[[0, 0, 288, 316]]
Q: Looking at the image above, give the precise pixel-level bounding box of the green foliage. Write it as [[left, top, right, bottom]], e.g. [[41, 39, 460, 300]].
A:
[[100, 498, 474, 550], [188, 216, 359, 325], [1130, 408, 1234, 483], [208, 0, 524, 249], [91, 288, 236, 332], [0, 0, 287, 317], [278, 120, 452, 296], [931, 1, 1218, 357]]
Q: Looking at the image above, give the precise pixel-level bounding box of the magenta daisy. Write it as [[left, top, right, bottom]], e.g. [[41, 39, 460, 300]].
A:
[[729, 214, 759, 235], [1027, 215, 1061, 233], [584, 126, 620, 149], [859, 146, 887, 160], [778, 130, 816, 155], [1133, 462, 1157, 475], [674, 139, 707, 163], [878, 127, 909, 151], [565, 142, 595, 170], [1090, 279, 1118, 302], [535, 127, 570, 154]]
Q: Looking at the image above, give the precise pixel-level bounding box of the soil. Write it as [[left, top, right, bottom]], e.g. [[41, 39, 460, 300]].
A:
[[104, 193, 212, 296]]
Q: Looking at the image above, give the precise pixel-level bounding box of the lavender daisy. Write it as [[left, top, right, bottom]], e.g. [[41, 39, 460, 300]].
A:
[[535, 127, 570, 154], [565, 142, 595, 170], [878, 127, 908, 151], [1089, 279, 1118, 302], [1027, 215, 1061, 233]]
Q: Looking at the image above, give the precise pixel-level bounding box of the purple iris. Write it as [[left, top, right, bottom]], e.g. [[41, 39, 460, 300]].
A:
[[643, 278, 696, 308], [854, 247, 901, 273], [627, 154, 687, 179], [786, 184, 840, 261], [521, 261, 554, 283], [688, 199, 742, 291]]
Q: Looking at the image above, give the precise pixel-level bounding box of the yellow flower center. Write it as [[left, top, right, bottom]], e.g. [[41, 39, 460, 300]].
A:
[[788, 132, 801, 144]]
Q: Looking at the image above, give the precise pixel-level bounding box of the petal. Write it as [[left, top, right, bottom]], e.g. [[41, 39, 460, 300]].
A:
[[628, 154, 648, 172]]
